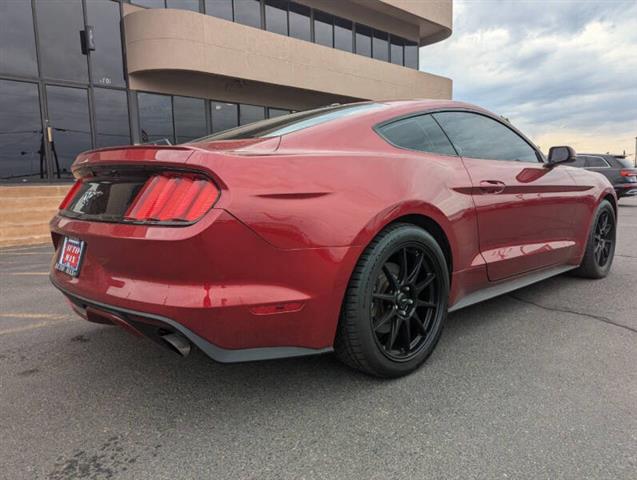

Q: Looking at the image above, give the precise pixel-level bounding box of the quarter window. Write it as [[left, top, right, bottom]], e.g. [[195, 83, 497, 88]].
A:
[[433, 112, 539, 162], [585, 156, 610, 168], [377, 115, 457, 156]]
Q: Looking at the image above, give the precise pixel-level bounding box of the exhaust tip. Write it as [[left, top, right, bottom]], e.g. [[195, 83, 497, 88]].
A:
[[161, 332, 191, 357]]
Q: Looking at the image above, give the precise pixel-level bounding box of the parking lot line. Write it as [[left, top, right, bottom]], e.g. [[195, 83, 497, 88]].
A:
[[0, 320, 75, 336], [6, 272, 50, 276], [0, 313, 69, 320]]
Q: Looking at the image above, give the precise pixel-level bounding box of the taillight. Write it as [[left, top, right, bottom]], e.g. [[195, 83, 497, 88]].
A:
[[620, 169, 637, 177], [58, 180, 83, 210], [124, 173, 219, 223]]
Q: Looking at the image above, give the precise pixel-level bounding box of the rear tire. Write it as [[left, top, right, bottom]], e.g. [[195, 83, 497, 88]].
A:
[[334, 223, 449, 378], [572, 200, 616, 279]]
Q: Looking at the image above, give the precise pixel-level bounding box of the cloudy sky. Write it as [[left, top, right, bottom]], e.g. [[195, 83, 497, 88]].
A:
[[424, 0, 637, 159]]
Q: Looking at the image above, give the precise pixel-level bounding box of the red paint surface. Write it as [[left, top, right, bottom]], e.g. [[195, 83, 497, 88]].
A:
[[50, 100, 616, 351]]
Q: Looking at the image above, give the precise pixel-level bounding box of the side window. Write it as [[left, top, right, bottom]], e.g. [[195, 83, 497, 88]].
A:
[[586, 156, 610, 168], [571, 156, 588, 168], [376, 115, 457, 156], [433, 112, 539, 162]]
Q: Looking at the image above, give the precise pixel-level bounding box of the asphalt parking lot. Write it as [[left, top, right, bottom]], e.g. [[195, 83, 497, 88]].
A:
[[1, 199, 636, 480]]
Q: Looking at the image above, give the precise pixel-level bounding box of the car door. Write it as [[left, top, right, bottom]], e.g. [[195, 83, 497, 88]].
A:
[[433, 111, 580, 282]]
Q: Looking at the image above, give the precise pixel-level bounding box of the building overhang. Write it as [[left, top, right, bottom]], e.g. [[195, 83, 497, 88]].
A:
[[123, 8, 452, 110]]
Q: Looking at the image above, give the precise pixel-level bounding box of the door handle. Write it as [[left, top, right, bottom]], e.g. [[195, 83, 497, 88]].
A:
[[479, 180, 506, 194]]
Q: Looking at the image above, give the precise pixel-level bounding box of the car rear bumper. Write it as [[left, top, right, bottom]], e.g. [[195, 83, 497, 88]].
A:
[[615, 184, 637, 197], [49, 209, 361, 356]]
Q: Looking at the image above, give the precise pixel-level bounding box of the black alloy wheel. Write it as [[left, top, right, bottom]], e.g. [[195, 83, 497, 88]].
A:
[[573, 199, 616, 279], [371, 244, 442, 361], [335, 223, 449, 378]]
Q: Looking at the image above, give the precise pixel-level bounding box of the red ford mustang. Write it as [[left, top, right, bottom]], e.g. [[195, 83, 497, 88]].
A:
[[50, 100, 617, 377]]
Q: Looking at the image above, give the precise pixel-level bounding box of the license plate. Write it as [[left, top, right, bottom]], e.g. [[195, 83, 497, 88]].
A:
[[55, 237, 85, 278]]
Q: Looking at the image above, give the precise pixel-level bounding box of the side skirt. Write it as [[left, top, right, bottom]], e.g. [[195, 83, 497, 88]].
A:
[[448, 264, 577, 312]]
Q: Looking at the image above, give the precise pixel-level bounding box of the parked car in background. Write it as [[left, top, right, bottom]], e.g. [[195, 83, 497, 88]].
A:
[[50, 100, 618, 378], [572, 154, 637, 198]]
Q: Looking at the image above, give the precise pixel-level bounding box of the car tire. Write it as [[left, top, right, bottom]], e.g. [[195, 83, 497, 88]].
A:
[[334, 223, 449, 378], [572, 199, 616, 279]]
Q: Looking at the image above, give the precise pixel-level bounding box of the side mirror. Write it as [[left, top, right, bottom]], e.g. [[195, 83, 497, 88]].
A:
[[547, 146, 576, 165]]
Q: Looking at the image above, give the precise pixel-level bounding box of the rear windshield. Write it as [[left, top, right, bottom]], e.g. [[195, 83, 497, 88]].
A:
[[189, 103, 382, 142], [616, 157, 635, 168]]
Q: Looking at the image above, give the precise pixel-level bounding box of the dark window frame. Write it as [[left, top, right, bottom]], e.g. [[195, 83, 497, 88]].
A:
[[374, 108, 544, 164]]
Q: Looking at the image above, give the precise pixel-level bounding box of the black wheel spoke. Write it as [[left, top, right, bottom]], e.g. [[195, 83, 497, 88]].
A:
[[385, 319, 399, 350], [413, 311, 428, 335], [382, 265, 400, 291], [415, 273, 436, 294], [374, 309, 395, 331], [399, 248, 409, 283], [406, 253, 424, 284], [373, 293, 395, 302], [401, 318, 412, 351], [416, 299, 436, 309]]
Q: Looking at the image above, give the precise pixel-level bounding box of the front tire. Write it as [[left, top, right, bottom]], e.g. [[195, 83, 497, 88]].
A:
[[334, 224, 449, 378], [572, 199, 616, 279]]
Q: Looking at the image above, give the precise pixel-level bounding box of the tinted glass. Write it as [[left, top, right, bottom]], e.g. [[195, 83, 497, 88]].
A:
[[205, 0, 233, 20], [571, 156, 587, 168], [288, 2, 310, 41], [166, 0, 200, 11], [268, 107, 290, 118], [46, 86, 91, 178], [617, 157, 634, 168], [211, 102, 238, 132], [378, 115, 456, 156], [334, 16, 353, 52], [199, 103, 381, 140], [0, 1, 38, 77], [36, 0, 88, 83], [372, 30, 389, 61], [138, 93, 174, 143], [314, 10, 333, 47], [404, 40, 418, 69], [390, 35, 404, 66], [355, 24, 372, 57], [434, 112, 538, 162], [586, 156, 609, 168], [265, 0, 288, 35], [93, 88, 130, 148], [132, 0, 165, 7], [234, 0, 261, 28], [86, 0, 125, 87], [240, 104, 266, 125], [173, 96, 207, 143], [0, 81, 42, 181]]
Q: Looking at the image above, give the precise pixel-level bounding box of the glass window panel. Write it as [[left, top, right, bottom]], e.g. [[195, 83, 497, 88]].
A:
[[211, 102, 239, 133], [334, 16, 353, 52], [313, 10, 333, 48], [372, 30, 389, 61], [586, 156, 610, 168], [268, 107, 290, 118], [86, 0, 125, 87], [0, 80, 43, 181], [205, 0, 233, 20], [0, 1, 38, 77], [355, 24, 372, 57], [288, 2, 310, 41], [138, 93, 174, 144], [433, 112, 538, 162], [404, 40, 418, 69], [166, 0, 200, 11], [239, 104, 265, 125], [234, 0, 261, 28], [132, 0, 165, 7], [93, 88, 130, 148], [36, 0, 88, 83], [377, 115, 456, 156], [265, 0, 288, 35], [173, 96, 207, 143], [390, 35, 404, 66], [46, 85, 92, 178]]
